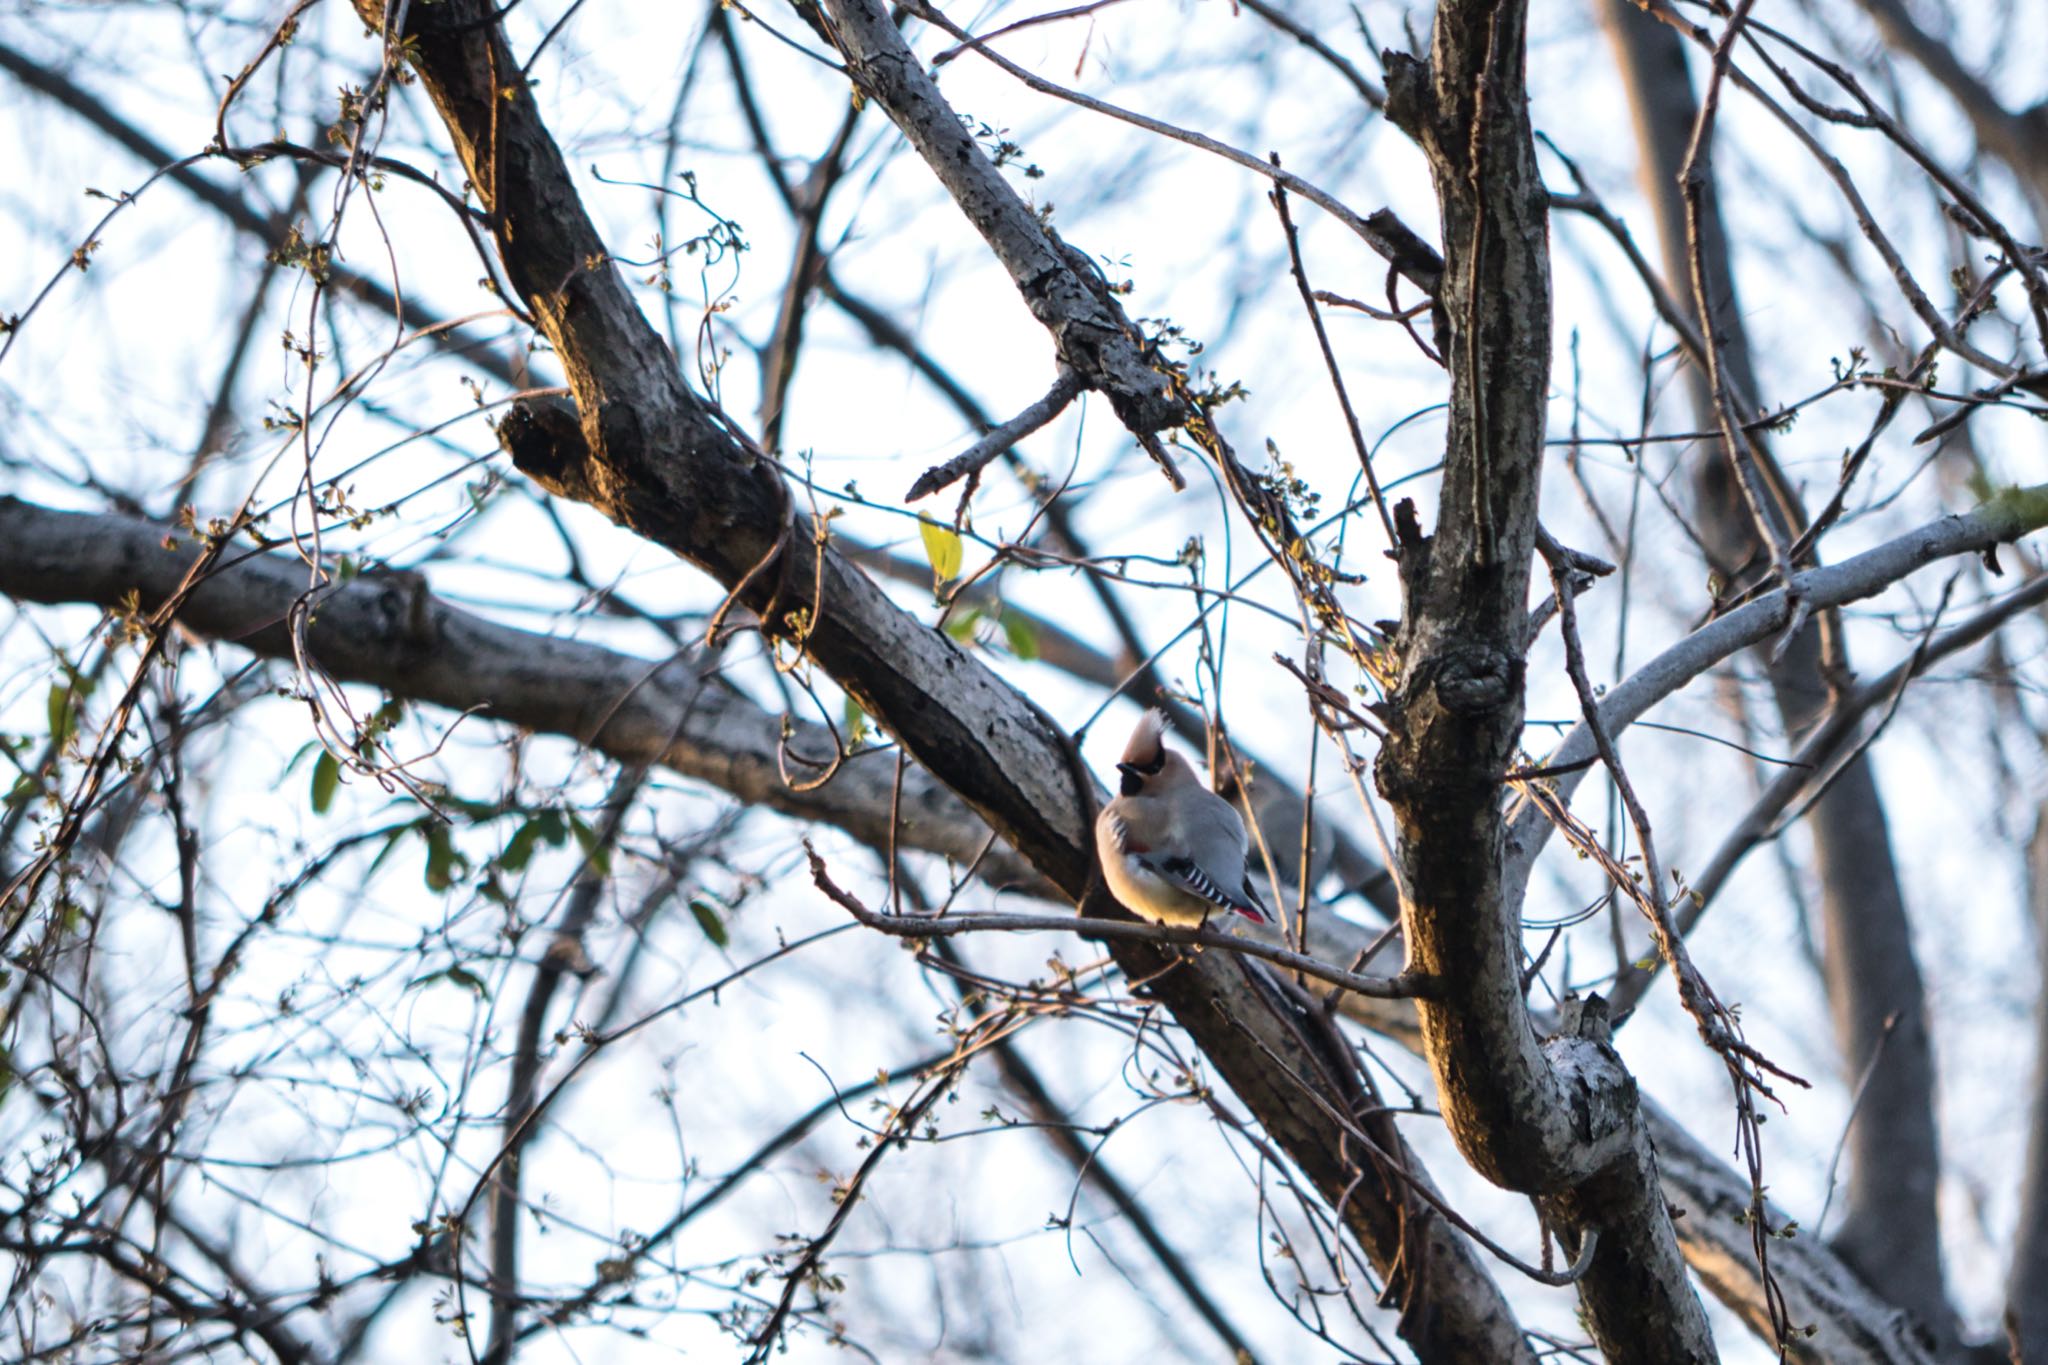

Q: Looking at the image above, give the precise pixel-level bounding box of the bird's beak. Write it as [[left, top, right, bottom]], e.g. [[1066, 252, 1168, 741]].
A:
[[1115, 762, 1139, 778]]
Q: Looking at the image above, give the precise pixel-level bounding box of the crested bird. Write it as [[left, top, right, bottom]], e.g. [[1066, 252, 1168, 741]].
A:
[[1094, 710, 1271, 927]]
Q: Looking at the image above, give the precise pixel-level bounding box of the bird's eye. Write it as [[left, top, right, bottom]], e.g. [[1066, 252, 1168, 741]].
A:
[[1119, 770, 1144, 796]]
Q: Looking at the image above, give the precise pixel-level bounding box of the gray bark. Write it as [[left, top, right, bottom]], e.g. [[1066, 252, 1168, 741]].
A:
[[337, 2, 1538, 1358], [1377, 4, 1714, 1359], [6, 484, 2019, 1361], [7, 5, 2025, 1359], [823, 0, 1185, 443], [0, 497, 1045, 893]]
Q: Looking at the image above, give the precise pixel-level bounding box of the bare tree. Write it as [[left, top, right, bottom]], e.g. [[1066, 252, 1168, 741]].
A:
[[1, 1, 2045, 1362]]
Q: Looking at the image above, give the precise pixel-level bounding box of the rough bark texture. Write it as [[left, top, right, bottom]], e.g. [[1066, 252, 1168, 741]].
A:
[[1378, 10, 1556, 1193], [0, 497, 1043, 892], [0, 496, 1418, 1021], [1376, 4, 1715, 1360], [1601, 3, 1950, 1339], [335, 3, 1535, 1358], [9, 485, 2025, 1359], [823, 0, 1185, 439], [5, 6, 2043, 1362]]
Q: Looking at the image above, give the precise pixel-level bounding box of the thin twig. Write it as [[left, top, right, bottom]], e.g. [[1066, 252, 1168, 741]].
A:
[[901, 0, 1441, 300], [1270, 164, 1398, 551], [906, 368, 1086, 501], [806, 845, 1432, 1001], [1610, 570, 2048, 1017]]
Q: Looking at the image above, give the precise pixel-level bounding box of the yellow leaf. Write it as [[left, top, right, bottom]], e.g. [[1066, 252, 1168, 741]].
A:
[[918, 514, 963, 585]]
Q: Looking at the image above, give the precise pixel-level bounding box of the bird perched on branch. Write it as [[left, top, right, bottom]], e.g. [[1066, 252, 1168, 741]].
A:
[[1095, 711, 1271, 927]]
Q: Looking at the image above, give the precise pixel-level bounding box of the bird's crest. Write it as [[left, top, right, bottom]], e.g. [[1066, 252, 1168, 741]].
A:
[[1118, 709, 1169, 773]]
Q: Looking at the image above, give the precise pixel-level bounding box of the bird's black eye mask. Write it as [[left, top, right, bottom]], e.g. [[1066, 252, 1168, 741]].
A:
[[1115, 754, 1165, 796]]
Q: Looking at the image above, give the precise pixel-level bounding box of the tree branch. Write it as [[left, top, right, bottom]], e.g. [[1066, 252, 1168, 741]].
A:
[[1503, 487, 2048, 891], [905, 367, 1085, 502], [0, 484, 1953, 1362], [1598, 4, 1957, 1336], [2014, 810, 2048, 1363], [1378, 4, 1716, 1358], [820, 0, 1188, 470], [807, 848, 1432, 1000], [1650, 1096, 1944, 1365], [0, 39, 523, 393], [1847, 0, 2048, 206], [0, 496, 1046, 894], [337, 3, 1537, 1356]]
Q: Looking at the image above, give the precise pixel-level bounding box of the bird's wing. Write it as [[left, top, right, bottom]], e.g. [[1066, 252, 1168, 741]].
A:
[[1102, 809, 1134, 855], [1166, 793, 1269, 922], [1182, 792, 1250, 860], [1137, 852, 1268, 923], [1235, 869, 1273, 922]]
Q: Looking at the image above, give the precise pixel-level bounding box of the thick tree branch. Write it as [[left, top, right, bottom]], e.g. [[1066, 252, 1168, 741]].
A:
[[1378, 4, 1717, 1359], [2016, 811, 2048, 1362], [0, 494, 1394, 980], [0, 488, 1952, 1362], [904, 0, 1443, 300], [335, 4, 1534, 1357], [7, 6, 2023, 1363], [0, 496, 1045, 893], [820, 0, 1188, 474]]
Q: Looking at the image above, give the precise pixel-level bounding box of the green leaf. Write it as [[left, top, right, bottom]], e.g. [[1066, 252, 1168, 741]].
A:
[[498, 817, 544, 873], [999, 609, 1039, 661], [310, 751, 341, 815], [422, 822, 468, 892], [568, 812, 611, 876], [689, 897, 730, 948], [918, 514, 963, 586], [941, 604, 982, 643], [406, 965, 491, 999], [842, 695, 869, 747], [440, 795, 500, 823], [495, 812, 568, 872], [46, 683, 74, 749]]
